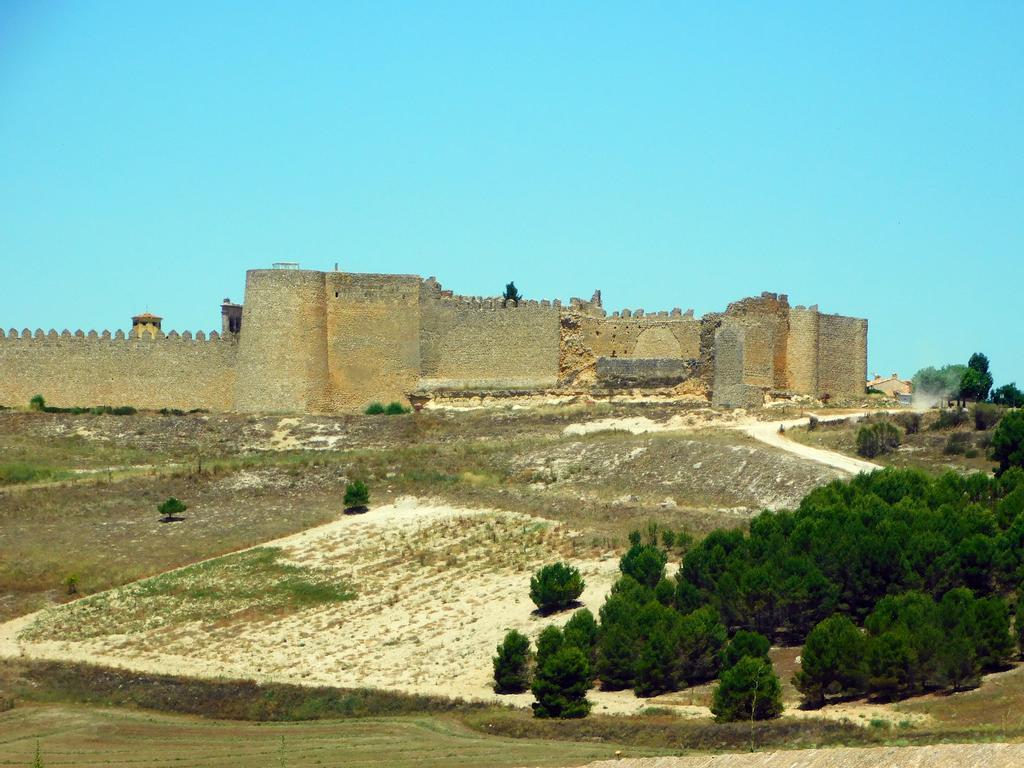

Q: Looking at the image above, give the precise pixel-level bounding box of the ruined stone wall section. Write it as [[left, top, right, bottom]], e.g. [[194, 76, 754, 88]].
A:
[[817, 314, 868, 396], [419, 294, 560, 390], [234, 269, 330, 413], [786, 307, 820, 394], [0, 330, 237, 410], [711, 323, 762, 408], [327, 272, 422, 410]]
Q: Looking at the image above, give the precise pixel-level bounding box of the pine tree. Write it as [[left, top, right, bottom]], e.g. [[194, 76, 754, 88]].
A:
[[794, 615, 867, 708], [711, 655, 783, 722], [492, 629, 531, 693], [532, 645, 592, 718]]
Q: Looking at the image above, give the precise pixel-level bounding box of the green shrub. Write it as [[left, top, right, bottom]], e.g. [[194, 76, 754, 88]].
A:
[[892, 412, 921, 435], [111, 406, 137, 416], [29, 394, 46, 411], [492, 630, 531, 693], [856, 422, 901, 458], [933, 408, 968, 430], [343, 480, 370, 509], [943, 431, 972, 455], [992, 383, 1024, 408], [793, 615, 867, 708], [157, 497, 188, 521], [965, 449, 979, 459], [529, 563, 585, 614], [711, 655, 782, 722], [993, 411, 1024, 476], [563, 608, 599, 662], [721, 630, 771, 672], [364, 402, 385, 415], [384, 401, 409, 415], [531, 644, 591, 719], [619, 544, 668, 589], [808, 415, 819, 431], [974, 403, 1005, 431], [0, 463, 52, 485]]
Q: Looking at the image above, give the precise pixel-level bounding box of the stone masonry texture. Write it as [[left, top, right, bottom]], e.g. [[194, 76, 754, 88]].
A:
[[0, 270, 867, 413]]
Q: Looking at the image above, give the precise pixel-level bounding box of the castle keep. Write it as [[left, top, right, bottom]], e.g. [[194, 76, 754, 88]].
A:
[[0, 268, 867, 412]]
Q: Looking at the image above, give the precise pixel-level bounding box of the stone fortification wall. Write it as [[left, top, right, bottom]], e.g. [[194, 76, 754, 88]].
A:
[[711, 323, 762, 408], [234, 269, 330, 413], [817, 313, 868, 396], [560, 306, 701, 387], [419, 286, 560, 390], [722, 293, 790, 390], [786, 307, 820, 394], [595, 357, 696, 389], [327, 272, 423, 410], [0, 329, 237, 410]]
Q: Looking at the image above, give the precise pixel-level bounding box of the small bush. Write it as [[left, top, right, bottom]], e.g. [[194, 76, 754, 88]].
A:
[[344, 480, 370, 509], [111, 405, 137, 416], [29, 394, 46, 411], [493, 630, 531, 693], [856, 422, 901, 458], [944, 432, 972, 456], [0, 463, 52, 485], [891, 412, 921, 435], [965, 449, 979, 459], [384, 401, 409, 415], [530, 563, 585, 614], [159, 408, 186, 416], [808, 415, 819, 431], [364, 402, 385, 415], [933, 409, 968, 430], [974, 403, 1005, 431], [157, 497, 188, 521]]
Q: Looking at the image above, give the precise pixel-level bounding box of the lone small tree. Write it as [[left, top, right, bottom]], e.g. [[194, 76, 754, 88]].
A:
[[344, 480, 370, 511], [529, 562, 585, 614], [157, 497, 187, 522], [492, 629, 531, 693], [503, 281, 522, 307], [711, 655, 783, 723], [531, 644, 592, 718], [29, 394, 46, 411]]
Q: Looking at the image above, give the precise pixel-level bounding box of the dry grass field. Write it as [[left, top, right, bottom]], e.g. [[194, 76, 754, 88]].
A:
[[0, 403, 1017, 767]]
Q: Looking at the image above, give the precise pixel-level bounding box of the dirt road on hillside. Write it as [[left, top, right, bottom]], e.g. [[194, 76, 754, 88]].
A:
[[738, 413, 880, 475], [582, 742, 1024, 768]]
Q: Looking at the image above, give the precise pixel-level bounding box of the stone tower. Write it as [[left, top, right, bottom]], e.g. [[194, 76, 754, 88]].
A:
[[131, 312, 162, 339]]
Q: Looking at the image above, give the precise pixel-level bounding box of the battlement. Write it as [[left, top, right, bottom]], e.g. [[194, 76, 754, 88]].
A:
[[0, 268, 867, 412], [0, 328, 234, 343]]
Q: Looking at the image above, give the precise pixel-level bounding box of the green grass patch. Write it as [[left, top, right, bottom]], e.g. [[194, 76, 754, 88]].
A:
[[0, 462, 54, 485], [24, 547, 355, 640]]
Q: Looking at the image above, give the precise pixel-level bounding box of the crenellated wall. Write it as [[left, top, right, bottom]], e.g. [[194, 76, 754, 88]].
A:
[[0, 269, 868, 412], [326, 272, 423, 410], [0, 328, 237, 410], [419, 287, 560, 391]]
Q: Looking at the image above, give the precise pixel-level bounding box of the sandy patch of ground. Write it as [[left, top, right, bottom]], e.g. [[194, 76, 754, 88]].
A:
[[735, 413, 881, 475], [563, 411, 743, 437], [3, 498, 655, 713], [581, 743, 1024, 768]]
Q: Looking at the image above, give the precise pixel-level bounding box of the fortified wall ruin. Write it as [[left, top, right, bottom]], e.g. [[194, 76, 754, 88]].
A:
[[0, 268, 867, 412]]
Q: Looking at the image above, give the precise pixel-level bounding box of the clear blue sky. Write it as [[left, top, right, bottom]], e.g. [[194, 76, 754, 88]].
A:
[[2, 2, 1021, 386]]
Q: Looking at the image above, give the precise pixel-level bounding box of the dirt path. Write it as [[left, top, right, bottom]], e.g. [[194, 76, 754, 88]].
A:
[[737, 413, 881, 475], [582, 742, 1024, 768]]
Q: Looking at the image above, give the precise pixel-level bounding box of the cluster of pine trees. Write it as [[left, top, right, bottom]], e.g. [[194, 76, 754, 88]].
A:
[[497, 466, 1024, 718], [796, 589, 1016, 706]]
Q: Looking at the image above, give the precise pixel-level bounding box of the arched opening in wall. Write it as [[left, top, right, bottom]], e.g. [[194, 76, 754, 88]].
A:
[[631, 327, 682, 359]]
